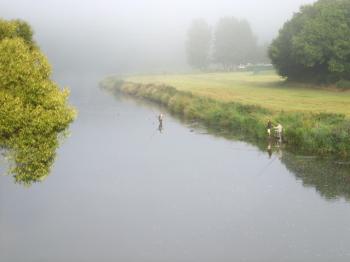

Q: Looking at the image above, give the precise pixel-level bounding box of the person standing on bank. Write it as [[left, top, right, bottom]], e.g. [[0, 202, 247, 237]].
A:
[[267, 120, 273, 137], [274, 123, 283, 142]]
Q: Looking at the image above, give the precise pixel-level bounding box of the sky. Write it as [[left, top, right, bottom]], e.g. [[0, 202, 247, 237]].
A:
[[1, 0, 317, 75]]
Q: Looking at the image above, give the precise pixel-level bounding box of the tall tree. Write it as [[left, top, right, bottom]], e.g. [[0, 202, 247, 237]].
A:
[[186, 19, 211, 70], [0, 19, 75, 184], [269, 0, 350, 83], [213, 17, 257, 70]]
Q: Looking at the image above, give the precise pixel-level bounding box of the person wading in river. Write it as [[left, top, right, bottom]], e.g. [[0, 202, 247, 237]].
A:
[[158, 113, 163, 125], [158, 113, 164, 132]]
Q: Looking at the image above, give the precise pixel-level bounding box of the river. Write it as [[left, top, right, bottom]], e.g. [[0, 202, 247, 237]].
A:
[[1, 74, 350, 262]]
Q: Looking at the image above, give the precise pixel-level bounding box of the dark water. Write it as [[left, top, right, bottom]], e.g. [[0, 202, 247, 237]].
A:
[[1, 75, 350, 262]]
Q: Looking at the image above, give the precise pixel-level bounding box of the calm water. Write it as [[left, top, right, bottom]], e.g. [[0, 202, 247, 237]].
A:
[[1, 74, 350, 262]]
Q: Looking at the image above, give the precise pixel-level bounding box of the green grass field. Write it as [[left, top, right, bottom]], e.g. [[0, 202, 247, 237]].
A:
[[126, 71, 350, 116]]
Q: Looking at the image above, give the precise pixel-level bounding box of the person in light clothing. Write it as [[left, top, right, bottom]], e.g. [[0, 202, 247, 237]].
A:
[[274, 123, 283, 141]]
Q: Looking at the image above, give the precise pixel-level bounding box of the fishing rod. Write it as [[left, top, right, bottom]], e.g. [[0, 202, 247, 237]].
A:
[[255, 154, 279, 177]]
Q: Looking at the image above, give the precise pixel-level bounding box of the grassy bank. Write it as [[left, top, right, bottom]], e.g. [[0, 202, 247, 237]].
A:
[[101, 72, 350, 158]]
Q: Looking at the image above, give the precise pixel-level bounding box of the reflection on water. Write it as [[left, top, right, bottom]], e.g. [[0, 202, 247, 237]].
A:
[[1, 131, 67, 185], [202, 124, 350, 202], [210, 129, 350, 202], [158, 122, 164, 133], [282, 153, 350, 201]]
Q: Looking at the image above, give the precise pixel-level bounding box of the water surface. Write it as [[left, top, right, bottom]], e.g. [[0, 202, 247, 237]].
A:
[[1, 74, 350, 262]]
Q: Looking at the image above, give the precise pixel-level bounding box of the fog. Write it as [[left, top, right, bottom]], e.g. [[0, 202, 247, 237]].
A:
[[1, 0, 316, 75]]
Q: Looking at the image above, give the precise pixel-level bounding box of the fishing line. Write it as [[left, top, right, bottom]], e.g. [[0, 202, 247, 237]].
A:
[[228, 147, 261, 153], [255, 154, 279, 177]]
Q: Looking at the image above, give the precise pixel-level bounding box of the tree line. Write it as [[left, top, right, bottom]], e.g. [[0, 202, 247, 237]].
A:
[[188, 0, 350, 84], [186, 17, 269, 71]]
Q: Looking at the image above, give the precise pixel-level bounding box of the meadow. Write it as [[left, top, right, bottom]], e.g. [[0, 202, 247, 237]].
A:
[[126, 71, 350, 116]]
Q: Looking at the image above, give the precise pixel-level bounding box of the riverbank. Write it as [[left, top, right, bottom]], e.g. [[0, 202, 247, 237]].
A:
[[100, 73, 350, 157]]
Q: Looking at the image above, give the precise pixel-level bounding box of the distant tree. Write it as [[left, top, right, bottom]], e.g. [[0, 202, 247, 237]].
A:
[[213, 17, 257, 70], [186, 19, 211, 70], [269, 0, 350, 83], [254, 43, 271, 64]]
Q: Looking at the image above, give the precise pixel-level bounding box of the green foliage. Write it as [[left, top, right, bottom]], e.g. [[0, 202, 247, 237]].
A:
[[213, 17, 257, 69], [269, 0, 350, 83], [186, 19, 211, 70], [0, 19, 75, 185], [0, 38, 51, 104], [0, 19, 34, 46]]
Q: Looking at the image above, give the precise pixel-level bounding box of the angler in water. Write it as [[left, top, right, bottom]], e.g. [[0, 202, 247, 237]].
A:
[[158, 113, 164, 133]]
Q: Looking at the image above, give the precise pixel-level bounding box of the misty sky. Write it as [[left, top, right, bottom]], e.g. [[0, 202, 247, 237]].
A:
[[1, 0, 317, 75]]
